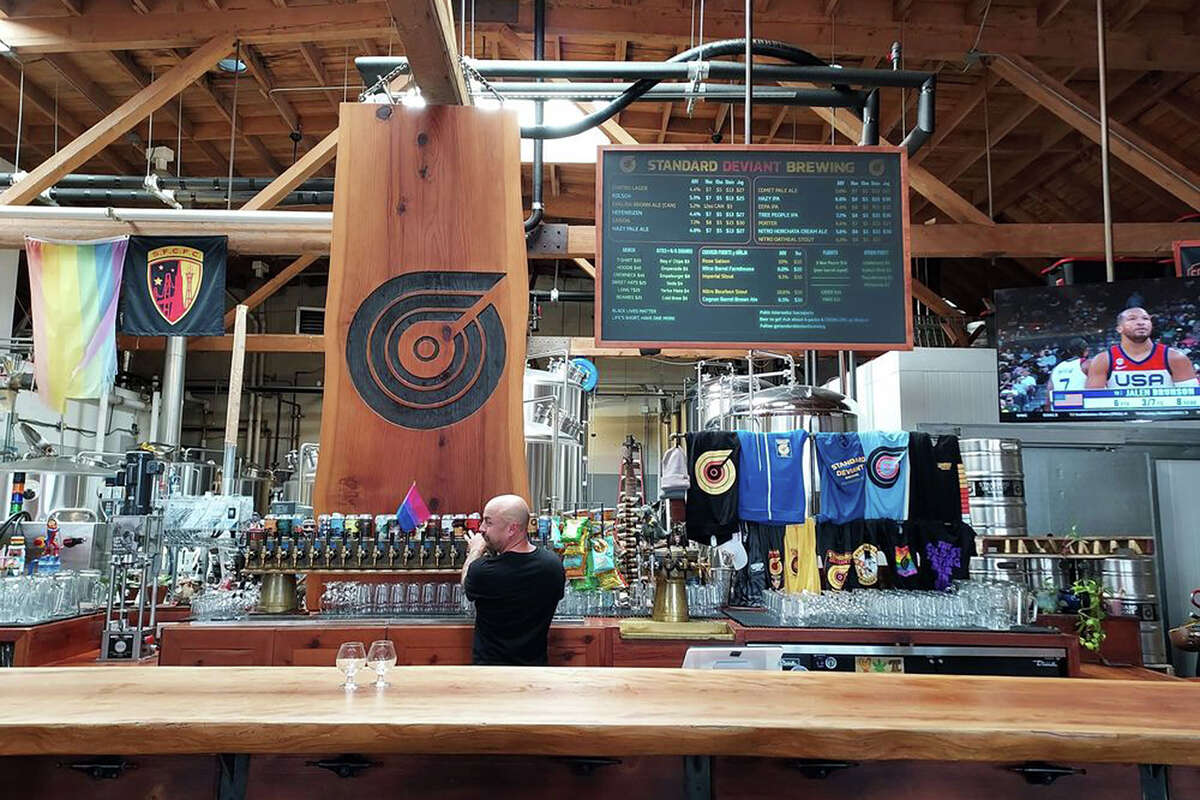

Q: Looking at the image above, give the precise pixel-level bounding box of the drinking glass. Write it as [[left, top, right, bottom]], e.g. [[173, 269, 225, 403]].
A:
[[374, 584, 390, 616], [390, 583, 406, 616], [406, 583, 421, 614], [366, 640, 397, 689], [336, 641, 367, 691], [436, 583, 451, 614], [421, 583, 436, 613]]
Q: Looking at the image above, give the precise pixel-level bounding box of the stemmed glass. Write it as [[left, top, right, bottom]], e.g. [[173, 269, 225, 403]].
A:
[[367, 640, 397, 689], [336, 641, 367, 691]]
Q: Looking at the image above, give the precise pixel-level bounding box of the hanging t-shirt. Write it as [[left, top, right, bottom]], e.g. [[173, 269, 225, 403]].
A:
[[908, 433, 969, 524], [883, 520, 922, 589], [814, 432, 866, 524], [906, 520, 977, 590], [816, 520, 894, 591], [733, 523, 785, 604], [783, 518, 821, 594], [685, 431, 740, 544], [859, 431, 910, 521], [736, 429, 809, 524], [933, 435, 972, 524]]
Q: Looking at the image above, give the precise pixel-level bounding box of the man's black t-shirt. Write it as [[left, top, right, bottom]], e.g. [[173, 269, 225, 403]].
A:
[[464, 547, 565, 666]]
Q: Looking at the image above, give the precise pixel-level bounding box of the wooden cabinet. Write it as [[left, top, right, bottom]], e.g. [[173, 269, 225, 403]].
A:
[[389, 625, 474, 666], [158, 626, 274, 667], [244, 755, 681, 800], [273, 625, 388, 667], [548, 626, 608, 666], [712, 758, 1145, 800]]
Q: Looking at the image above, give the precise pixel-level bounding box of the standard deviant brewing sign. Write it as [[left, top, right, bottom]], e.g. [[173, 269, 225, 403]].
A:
[[596, 146, 912, 350]]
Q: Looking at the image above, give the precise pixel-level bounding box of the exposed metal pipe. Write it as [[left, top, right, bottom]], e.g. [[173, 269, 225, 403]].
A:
[[160, 337, 186, 449], [0, 173, 335, 192], [452, 60, 932, 87], [38, 188, 333, 207], [524, 0, 546, 234], [1096, 0, 1115, 281], [466, 83, 867, 106]]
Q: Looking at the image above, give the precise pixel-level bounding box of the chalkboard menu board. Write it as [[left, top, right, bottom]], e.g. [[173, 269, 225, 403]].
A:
[[596, 146, 912, 350]]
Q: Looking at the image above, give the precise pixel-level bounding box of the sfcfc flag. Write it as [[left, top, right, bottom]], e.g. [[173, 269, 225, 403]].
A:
[[119, 235, 226, 335]]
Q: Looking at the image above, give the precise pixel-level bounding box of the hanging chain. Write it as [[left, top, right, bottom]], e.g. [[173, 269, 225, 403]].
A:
[[460, 57, 503, 104]]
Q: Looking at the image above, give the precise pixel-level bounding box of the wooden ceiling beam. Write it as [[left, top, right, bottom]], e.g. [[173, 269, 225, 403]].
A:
[[0, 35, 234, 206], [496, 24, 638, 144], [988, 54, 1200, 209], [1161, 92, 1200, 130], [909, 72, 999, 166], [384, 0, 469, 105], [763, 106, 790, 144], [910, 66, 1085, 218], [241, 129, 337, 211], [240, 44, 302, 135], [1, 4, 1194, 71], [224, 252, 322, 328], [57, 0, 83, 15], [298, 42, 343, 113], [190, 69, 285, 174], [107, 50, 229, 174], [1110, 0, 1150, 30], [118, 333, 323, 353], [0, 57, 137, 173], [0, 5, 389, 54], [1037, 0, 1072, 27], [789, 87, 994, 226]]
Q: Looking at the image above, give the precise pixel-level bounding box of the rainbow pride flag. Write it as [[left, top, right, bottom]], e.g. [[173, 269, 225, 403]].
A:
[[25, 236, 129, 413]]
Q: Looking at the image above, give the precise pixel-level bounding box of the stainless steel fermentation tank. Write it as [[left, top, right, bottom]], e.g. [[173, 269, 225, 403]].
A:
[[524, 362, 588, 512]]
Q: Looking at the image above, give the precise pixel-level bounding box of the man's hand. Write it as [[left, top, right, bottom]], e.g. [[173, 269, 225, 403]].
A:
[[462, 531, 489, 588], [466, 531, 488, 559]]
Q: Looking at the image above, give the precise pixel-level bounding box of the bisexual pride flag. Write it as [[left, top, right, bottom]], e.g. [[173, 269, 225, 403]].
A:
[[396, 482, 432, 532], [25, 236, 128, 413]]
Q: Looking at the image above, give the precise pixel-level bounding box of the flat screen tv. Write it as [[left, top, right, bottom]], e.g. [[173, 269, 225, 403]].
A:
[[995, 277, 1200, 422]]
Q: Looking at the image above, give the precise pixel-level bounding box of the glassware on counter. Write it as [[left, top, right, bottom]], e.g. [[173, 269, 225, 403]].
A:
[[190, 585, 261, 621], [318, 581, 470, 617], [760, 581, 1038, 631], [0, 571, 107, 625], [336, 641, 367, 691], [367, 639, 397, 689]]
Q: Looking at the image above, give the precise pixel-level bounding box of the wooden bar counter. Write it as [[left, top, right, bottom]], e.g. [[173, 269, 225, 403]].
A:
[[2, 665, 1199, 762], [1, 665, 1199, 800]]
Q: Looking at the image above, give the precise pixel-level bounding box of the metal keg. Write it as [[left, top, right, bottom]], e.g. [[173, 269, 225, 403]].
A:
[[1025, 557, 1066, 593], [1101, 556, 1166, 665], [961, 438, 1028, 537], [969, 556, 1030, 587]]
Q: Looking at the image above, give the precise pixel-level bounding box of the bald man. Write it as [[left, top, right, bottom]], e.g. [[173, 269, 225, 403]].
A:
[[462, 494, 565, 666]]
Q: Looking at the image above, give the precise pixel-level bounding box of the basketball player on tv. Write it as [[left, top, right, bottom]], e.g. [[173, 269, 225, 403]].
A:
[[1085, 307, 1198, 389], [1046, 337, 1091, 409]]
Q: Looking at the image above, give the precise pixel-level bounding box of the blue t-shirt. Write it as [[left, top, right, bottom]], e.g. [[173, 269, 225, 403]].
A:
[[860, 431, 911, 521], [814, 432, 866, 524], [735, 430, 808, 524]]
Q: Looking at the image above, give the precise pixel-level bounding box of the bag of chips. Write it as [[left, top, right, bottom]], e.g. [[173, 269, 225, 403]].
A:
[[561, 516, 589, 548]]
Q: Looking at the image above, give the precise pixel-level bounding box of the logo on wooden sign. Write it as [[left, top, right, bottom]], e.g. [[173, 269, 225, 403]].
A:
[[345, 271, 508, 429]]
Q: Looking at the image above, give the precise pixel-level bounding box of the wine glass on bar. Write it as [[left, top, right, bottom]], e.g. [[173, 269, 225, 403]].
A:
[[336, 641, 367, 692], [367, 640, 397, 689]]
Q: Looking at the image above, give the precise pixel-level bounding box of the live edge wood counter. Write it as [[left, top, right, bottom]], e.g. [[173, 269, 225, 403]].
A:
[[1, 666, 1199, 765]]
